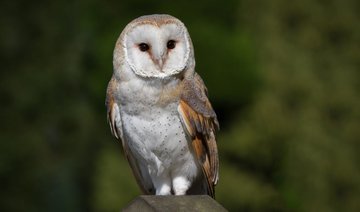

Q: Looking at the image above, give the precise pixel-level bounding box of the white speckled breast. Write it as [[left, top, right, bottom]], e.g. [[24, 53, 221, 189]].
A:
[[118, 74, 199, 180]]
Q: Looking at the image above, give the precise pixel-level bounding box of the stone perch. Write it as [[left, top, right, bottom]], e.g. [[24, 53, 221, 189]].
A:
[[122, 195, 227, 212]]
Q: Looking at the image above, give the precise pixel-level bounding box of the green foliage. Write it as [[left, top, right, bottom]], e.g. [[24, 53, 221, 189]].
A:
[[91, 145, 139, 211], [1, 0, 359, 211]]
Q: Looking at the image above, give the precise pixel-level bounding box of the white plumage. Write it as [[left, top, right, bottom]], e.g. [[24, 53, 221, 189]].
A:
[[106, 14, 219, 197]]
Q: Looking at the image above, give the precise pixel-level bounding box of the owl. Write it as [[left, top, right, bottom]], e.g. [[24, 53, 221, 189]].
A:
[[106, 14, 219, 198]]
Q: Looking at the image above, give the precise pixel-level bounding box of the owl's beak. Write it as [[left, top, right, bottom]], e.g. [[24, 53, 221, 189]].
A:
[[153, 52, 166, 71], [154, 58, 164, 70]]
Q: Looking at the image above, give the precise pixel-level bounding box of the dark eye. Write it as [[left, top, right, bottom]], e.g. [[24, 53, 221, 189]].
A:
[[167, 40, 176, 49], [138, 43, 149, 52]]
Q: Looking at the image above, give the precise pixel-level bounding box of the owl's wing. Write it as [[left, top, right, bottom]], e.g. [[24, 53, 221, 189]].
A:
[[106, 77, 155, 195], [106, 77, 123, 140], [178, 73, 219, 198]]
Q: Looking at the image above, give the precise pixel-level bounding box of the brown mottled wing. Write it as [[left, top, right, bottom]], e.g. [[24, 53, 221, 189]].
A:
[[178, 73, 219, 198], [106, 76, 155, 194]]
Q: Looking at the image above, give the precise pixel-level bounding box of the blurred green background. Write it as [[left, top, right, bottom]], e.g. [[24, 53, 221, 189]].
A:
[[1, 0, 360, 211]]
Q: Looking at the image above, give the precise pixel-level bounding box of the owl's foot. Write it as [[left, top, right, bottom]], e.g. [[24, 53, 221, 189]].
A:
[[172, 176, 191, 195], [154, 178, 172, 195]]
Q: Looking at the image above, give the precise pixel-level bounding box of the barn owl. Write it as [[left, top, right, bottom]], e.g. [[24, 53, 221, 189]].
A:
[[106, 14, 219, 198]]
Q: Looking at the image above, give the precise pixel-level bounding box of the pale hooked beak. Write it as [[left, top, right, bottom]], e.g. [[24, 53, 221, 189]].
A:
[[154, 58, 164, 69], [153, 52, 166, 71]]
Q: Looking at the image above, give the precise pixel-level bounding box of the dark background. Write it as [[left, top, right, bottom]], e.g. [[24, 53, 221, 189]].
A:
[[1, 0, 360, 211]]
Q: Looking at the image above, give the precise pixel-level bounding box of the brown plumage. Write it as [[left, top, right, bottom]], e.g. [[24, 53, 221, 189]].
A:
[[178, 73, 219, 197]]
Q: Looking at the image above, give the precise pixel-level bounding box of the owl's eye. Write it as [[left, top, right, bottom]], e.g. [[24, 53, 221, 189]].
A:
[[167, 40, 176, 49], [138, 43, 149, 52]]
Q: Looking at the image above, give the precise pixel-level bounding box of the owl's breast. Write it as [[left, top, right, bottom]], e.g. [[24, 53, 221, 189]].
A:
[[121, 102, 193, 175], [117, 71, 182, 108], [116, 75, 197, 176]]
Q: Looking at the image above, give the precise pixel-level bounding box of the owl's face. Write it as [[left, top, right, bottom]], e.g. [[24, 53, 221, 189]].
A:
[[121, 15, 192, 78]]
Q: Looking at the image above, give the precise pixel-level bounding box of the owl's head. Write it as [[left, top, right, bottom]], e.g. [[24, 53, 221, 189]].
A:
[[114, 14, 194, 78]]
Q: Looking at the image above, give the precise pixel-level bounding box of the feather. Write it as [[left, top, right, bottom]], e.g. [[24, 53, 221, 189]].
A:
[[106, 76, 155, 194], [178, 73, 219, 198]]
